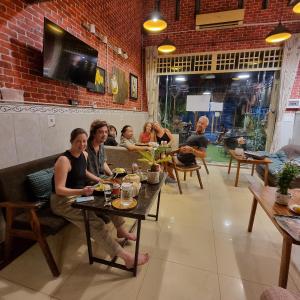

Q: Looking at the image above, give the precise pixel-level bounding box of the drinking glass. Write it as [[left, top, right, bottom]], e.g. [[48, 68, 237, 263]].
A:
[[120, 182, 133, 207], [104, 187, 112, 206]]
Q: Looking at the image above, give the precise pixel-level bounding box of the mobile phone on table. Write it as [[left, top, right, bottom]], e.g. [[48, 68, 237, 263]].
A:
[[76, 196, 94, 203]]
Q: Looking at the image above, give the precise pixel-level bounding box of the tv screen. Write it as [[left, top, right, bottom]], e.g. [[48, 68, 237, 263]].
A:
[[43, 18, 98, 87]]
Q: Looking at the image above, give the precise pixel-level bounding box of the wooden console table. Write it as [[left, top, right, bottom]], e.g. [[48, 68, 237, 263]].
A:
[[228, 150, 272, 187], [248, 183, 300, 288]]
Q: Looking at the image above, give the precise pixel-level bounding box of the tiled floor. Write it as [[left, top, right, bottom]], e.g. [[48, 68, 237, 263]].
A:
[[1, 165, 300, 299]]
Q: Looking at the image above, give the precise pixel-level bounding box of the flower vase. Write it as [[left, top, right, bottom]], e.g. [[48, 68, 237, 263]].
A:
[[275, 191, 291, 206]]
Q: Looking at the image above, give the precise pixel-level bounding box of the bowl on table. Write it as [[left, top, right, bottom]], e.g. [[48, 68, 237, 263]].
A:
[[93, 183, 112, 196], [112, 167, 127, 178]]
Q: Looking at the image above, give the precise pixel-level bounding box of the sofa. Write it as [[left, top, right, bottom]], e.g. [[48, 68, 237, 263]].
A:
[[256, 144, 300, 188], [0, 146, 142, 276]]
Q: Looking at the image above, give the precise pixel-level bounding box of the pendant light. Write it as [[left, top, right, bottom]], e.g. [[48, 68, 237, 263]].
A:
[[265, 22, 292, 44], [143, 0, 167, 33], [293, 1, 300, 13], [157, 38, 176, 54]]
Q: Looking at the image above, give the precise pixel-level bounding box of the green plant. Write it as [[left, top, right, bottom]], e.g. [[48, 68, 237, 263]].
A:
[[138, 146, 171, 172], [277, 162, 300, 195]]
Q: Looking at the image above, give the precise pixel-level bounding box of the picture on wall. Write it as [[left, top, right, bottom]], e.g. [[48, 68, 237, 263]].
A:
[[87, 66, 105, 94], [129, 73, 138, 100]]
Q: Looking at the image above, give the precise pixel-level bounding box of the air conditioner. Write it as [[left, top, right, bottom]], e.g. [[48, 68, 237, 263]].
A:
[[196, 9, 245, 30]]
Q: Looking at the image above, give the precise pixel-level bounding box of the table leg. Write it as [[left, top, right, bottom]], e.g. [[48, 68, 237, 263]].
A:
[[82, 210, 93, 264], [248, 197, 257, 232], [279, 236, 293, 288], [234, 162, 240, 187], [133, 219, 141, 276], [264, 164, 269, 186], [148, 191, 161, 221], [251, 164, 255, 176], [228, 155, 233, 174]]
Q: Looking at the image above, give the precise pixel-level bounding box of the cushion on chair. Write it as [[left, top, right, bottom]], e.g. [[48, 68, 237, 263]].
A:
[[26, 168, 54, 201], [260, 287, 300, 300]]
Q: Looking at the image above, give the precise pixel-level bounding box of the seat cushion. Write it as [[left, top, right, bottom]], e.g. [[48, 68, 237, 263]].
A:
[[14, 206, 68, 235], [26, 168, 54, 201]]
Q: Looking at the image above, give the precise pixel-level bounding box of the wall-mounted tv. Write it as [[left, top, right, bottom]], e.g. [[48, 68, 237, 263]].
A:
[[43, 18, 98, 87]]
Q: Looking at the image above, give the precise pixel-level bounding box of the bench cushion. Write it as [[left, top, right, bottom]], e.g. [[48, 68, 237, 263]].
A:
[[26, 168, 54, 201]]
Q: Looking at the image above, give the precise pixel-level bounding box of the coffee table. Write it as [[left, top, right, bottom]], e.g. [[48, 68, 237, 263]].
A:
[[248, 183, 300, 288], [72, 173, 166, 276], [228, 149, 272, 187]]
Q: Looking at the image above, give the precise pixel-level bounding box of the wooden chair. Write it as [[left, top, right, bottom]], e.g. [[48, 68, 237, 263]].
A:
[[169, 150, 203, 194]]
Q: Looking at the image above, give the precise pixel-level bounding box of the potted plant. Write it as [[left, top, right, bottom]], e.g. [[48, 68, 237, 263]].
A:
[[235, 137, 246, 156], [276, 162, 300, 205], [138, 146, 171, 184]]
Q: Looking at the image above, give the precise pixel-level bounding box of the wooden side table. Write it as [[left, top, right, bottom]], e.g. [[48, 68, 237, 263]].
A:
[[248, 183, 300, 288], [228, 150, 272, 187]]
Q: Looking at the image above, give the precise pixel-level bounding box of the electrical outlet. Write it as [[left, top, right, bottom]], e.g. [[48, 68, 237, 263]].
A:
[[48, 115, 55, 127]]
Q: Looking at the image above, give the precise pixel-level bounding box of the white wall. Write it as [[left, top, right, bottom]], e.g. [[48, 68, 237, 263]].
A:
[[0, 103, 148, 169]]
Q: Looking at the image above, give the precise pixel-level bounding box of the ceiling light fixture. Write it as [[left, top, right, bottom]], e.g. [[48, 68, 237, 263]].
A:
[[175, 76, 186, 82], [293, 0, 300, 13], [158, 38, 176, 54], [265, 22, 292, 43], [203, 91, 211, 95], [238, 74, 250, 79], [143, 0, 167, 33]]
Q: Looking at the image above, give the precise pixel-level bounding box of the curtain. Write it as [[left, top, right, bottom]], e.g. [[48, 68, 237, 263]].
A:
[[270, 34, 300, 152], [145, 46, 160, 121]]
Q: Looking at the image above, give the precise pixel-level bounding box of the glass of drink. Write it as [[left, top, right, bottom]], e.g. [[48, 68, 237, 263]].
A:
[[120, 182, 133, 207], [104, 186, 112, 206]]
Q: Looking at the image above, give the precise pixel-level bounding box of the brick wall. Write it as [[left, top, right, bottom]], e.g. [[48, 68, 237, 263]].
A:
[[291, 63, 300, 99], [0, 0, 147, 111]]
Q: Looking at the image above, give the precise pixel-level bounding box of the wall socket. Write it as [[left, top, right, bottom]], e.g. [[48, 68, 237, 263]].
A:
[[48, 114, 55, 127]]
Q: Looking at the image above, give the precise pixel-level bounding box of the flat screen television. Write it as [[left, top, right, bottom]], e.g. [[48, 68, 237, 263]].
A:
[[43, 18, 98, 87]]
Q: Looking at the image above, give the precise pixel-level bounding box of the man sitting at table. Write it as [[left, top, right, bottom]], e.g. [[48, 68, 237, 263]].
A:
[[86, 120, 137, 240], [176, 116, 209, 166]]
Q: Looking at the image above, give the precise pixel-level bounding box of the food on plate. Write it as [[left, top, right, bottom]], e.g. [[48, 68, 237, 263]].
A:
[[94, 183, 111, 192], [113, 167, 126, 174]]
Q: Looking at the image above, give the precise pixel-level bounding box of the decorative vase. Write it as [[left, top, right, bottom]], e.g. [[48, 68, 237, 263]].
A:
[[275, 191, 291, 206], [147, 170, 160, 184], [235, 147, 244, 156]]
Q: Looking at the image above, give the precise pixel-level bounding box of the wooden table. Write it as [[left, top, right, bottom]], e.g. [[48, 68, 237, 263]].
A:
[[248, 183, 300, 288], [72, 173, 166, 276], [228, 150, 272, 187]]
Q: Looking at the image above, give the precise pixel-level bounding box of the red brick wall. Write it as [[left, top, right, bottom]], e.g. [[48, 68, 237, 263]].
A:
[[0, 0, 147, 111], [142, 0, 300, 52]]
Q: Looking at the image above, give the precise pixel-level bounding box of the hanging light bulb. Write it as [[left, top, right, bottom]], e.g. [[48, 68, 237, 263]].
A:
[[265, 22, 292, 43], [143, 10, 167, 33], [293, 1, 300, 13], [157, 38, 176, 54]]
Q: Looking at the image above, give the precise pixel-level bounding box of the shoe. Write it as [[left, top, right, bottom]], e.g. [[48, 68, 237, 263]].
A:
[[165, 176, 177, 184]]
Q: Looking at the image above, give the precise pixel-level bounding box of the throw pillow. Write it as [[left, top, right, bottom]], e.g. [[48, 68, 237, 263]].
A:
[[27, 168, 54, 201]]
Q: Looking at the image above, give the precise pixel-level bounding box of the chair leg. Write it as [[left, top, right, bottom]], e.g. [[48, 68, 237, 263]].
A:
[[29, 209, 60, 277], [174, 168, 182, 194], [4, 207, 15, 261], [202, 159, 209, 175], [184, 172, 186, 181], [196, 170, 203, 189], [190, 171, 192, 177]]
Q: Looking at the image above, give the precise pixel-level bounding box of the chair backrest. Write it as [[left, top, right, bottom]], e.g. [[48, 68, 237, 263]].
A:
[[104, 146, 146, 170], [0, 154, 59, 203]]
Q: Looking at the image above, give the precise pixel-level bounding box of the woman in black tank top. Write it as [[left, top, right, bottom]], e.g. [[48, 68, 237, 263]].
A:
[[52, 128, 99, 196], [153, 121, 174, 146]]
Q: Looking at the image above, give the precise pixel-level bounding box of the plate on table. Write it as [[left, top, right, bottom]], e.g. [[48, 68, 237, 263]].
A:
[[111, 198, 137, 210], [135, 143, 148, 146], [93, 183, 112, 196], [112, 168, 127, 177], [289, 204, 300, 215], [244, 151, 266, 160]]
